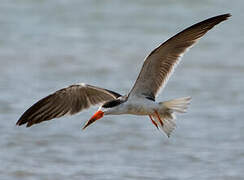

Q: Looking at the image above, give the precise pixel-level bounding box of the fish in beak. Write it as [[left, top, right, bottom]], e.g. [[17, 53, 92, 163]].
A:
[[82, 110, 104, 130]]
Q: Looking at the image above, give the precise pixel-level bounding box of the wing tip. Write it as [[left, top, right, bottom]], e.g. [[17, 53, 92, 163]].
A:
[[224, 13, 231, 18], [16, 120, 22, 126], [16, 116, 25, 126], [210, 13, 231, 25], [16, 117, 32, 127], [218, 13, 231, 21]]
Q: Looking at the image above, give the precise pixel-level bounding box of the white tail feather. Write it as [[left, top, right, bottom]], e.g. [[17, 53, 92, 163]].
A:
[[153, 96, 191, 137], [162, 96, 191, 113]]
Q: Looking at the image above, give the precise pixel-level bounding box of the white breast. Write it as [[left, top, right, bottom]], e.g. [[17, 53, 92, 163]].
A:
[[111, 97, 158, 116]]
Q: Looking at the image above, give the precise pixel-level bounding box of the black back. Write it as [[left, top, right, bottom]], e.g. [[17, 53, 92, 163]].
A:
[[102, 96, 128, 108], [102, 99, 123, 108]]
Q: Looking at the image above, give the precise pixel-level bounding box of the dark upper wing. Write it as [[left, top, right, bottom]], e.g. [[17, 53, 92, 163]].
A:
[[129, 14, 231, 100], [16, 83, 121, 127]]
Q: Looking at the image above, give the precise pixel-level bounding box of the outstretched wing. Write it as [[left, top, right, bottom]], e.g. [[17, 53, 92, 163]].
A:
[[129, 14, 230, 100], [16, 83, 121, 127]]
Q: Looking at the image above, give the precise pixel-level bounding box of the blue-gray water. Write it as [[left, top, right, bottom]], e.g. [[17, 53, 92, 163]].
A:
[[0, 1, 243, 180]]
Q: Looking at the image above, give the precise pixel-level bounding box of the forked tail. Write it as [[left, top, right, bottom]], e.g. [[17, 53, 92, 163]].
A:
[[162, 96, 191, 113], [151, 96, 191, 137]]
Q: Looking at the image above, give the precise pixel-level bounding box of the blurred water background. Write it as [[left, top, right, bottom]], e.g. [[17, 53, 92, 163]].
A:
[[0, 0, 243, 180]]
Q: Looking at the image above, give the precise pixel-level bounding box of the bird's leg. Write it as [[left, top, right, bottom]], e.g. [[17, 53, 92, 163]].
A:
[[154, 110, 164, 126], [149, 115, 158, 129]]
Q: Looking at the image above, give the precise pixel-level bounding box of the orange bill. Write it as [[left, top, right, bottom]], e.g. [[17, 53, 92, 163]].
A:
[[82, 110, 104, 130]]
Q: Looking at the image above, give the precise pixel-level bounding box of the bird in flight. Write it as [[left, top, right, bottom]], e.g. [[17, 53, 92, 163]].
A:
[[17, 14, 230, 137]]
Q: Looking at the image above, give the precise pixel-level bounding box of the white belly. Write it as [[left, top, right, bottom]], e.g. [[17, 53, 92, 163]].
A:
[[118, 99, 158, 116]]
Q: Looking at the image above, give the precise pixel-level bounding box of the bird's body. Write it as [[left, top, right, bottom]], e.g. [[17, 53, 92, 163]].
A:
[[103, 96, 158, 116], [17, 14, 230, 137]]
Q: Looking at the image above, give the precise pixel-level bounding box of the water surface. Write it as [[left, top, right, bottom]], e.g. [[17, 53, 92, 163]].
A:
[[0, 1, 243, 180]]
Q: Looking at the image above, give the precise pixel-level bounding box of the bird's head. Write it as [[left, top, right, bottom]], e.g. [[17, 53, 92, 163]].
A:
[[82, 109, 104, 130], [82, 98, 123, 130]]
